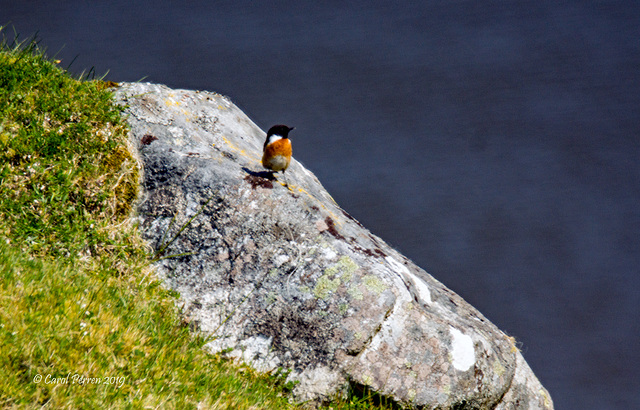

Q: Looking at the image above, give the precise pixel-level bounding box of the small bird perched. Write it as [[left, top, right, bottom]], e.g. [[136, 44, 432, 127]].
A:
[[262, 124, 294, 183]]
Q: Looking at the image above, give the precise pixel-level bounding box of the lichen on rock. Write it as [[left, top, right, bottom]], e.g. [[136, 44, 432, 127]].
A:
[[115, 82, 553, 409]]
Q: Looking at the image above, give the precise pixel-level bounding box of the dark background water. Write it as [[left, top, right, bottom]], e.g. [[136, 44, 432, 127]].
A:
[[3, 1, 639, 408]]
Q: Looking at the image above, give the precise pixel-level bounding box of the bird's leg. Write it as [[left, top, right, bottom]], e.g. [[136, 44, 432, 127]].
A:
[[282, 169, 293, 190]]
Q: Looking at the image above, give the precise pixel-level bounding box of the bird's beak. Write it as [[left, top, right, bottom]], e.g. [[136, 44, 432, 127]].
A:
[[289, 126, 295, 131]]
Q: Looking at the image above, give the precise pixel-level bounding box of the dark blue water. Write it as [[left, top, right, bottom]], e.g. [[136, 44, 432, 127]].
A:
[[3, 1, 639, 408]]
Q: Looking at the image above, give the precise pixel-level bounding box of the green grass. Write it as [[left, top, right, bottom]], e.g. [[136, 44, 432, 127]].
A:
[[0, 30, 395, 409]]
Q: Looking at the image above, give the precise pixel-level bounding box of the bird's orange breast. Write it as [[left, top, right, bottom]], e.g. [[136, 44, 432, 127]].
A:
[[262, 138, 292, 171]]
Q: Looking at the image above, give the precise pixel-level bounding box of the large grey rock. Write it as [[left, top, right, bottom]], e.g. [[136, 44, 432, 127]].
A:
[[115, 82, 553, 409]]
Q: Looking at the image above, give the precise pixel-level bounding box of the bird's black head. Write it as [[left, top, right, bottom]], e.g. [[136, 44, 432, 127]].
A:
[[267, 124, 294, 138]]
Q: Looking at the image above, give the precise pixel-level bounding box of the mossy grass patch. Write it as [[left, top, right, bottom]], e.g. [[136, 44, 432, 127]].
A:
[[0, 30, 296, 409]]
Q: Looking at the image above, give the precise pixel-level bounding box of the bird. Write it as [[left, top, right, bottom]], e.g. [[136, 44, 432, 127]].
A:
[[262, 124, 294, 185]]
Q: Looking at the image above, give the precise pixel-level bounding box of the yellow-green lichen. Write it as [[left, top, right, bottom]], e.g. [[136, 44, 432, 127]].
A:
[[363, 274, 387, 295], [347, 285, 364, 301], [313, 274, 341, 299], [325, 255, 359, 277], [339, 303, 349, 315], [340, 271, 354, 284], [493, 359, 506, 377], [265, 292, 278, 305], [540, 389, 552, 408], [313, 255, 359, 300]]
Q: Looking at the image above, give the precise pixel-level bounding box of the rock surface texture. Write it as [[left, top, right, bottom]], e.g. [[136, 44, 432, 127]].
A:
[[115, 82, 553, 409]]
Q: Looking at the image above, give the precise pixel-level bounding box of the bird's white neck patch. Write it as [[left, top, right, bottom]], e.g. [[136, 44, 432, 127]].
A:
[[266, 134, 283, 146]]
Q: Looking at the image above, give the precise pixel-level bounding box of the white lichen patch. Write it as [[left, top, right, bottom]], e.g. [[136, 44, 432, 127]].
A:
[[231, 335, 280, 372], [274, 254, 289, 267], [385, 256, 409, 276], [386, 256, 432, 304], [410, 274, 432, 305], [168, 125, 185, 145], [449, 327, 475, 371], [320, 243, 337, 259], [288, 365, 345, 403]]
